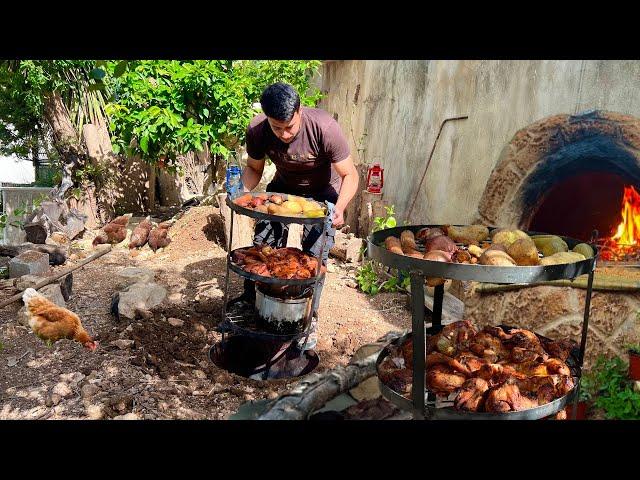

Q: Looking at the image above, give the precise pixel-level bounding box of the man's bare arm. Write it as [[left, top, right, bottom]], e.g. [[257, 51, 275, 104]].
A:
[[332, 156, 359, 227], [240, 156, 265, 192]]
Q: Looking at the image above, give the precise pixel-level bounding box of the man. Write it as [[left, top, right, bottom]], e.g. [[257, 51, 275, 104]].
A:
[[232, 82, 359, 350]]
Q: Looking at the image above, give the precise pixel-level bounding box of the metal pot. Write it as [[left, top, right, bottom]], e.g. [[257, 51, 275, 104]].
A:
[[255, 286, 312, 335]]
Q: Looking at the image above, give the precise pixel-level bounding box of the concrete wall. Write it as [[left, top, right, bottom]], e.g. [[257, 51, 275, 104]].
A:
[[317, 60, 640, 227]]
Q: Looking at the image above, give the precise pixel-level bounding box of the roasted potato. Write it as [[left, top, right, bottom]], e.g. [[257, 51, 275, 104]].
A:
[[506, 238, 540, 266], [479, 249, 517, 266], [540, 252, 586, 265], [384, 236, 404, 255], [443, 224, 490, 244], [400, 230, 418, 252]]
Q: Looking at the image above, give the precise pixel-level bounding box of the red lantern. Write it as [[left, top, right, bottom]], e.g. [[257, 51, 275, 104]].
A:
[[366, 163, 384, 194]]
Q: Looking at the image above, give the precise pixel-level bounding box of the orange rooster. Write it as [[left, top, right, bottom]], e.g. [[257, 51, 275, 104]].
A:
[[22, 288, 98, 350], [93, 214, 132, 247]]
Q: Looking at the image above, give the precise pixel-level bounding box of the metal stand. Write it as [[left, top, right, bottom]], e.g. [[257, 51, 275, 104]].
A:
[[368, 225, 598, 420], [216, 193, 330, 379]]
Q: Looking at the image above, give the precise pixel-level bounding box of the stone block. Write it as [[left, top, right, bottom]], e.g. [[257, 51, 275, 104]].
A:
[[8, 250, 49, 278]]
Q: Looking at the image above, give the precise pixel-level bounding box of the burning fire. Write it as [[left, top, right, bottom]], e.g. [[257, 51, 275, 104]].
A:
[[601, 185, 640, 261]]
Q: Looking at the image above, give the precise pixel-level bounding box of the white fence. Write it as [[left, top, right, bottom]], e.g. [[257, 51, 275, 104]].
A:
[[0, 187, 53, 245]]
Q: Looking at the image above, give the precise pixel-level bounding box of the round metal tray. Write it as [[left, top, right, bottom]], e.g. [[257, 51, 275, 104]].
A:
[[226, 192, 328, 225], [376, 332, 578, 420], [368, 225, 597, 284], [228, 247, 322, 286]]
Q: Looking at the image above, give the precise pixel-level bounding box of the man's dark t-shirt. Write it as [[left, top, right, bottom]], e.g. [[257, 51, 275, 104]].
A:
[[245, 107, 350, 204]]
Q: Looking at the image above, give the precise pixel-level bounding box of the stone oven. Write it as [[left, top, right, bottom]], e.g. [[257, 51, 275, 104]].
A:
[[462, 110, 640, 367]]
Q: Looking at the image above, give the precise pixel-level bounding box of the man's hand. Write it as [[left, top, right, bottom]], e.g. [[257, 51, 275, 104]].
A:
[[332, 207, 345, 228]]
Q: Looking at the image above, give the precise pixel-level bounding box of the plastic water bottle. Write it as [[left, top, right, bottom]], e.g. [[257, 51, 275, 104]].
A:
[[225, 162, 243, 197]]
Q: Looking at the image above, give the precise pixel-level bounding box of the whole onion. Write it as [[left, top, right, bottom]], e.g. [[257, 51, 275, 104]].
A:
[[424, 235, 457, 255]]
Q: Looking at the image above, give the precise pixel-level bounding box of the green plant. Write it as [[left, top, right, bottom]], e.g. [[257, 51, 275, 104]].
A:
[[105, 60, 322, 173], [372, 205, 397, 232], [625, 343, 640, 355], [354, 261, 410, 296], [586, 355, 640, 419]]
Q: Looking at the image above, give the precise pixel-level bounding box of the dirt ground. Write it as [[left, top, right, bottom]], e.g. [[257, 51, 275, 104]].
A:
[[0, 206, 411, 420]]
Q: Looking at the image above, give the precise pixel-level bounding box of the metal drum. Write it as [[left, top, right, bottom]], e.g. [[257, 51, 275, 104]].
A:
[[255, 285, 313, 335]]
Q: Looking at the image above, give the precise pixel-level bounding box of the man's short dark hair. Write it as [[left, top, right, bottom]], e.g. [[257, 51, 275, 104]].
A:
[[260, 82, 301, 122]]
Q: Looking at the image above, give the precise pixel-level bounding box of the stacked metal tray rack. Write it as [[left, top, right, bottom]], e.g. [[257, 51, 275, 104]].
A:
[[367, 225, 597, 420]]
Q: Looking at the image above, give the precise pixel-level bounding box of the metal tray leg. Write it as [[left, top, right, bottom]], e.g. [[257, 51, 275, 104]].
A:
[[571, 267, 595, 420], [410, 271, 426, 420], [432, 283, 444, 332]]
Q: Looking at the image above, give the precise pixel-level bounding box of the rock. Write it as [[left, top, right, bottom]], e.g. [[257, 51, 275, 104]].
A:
[[329, 231, 364, 263], [115, 282, 167, 320], [45, 396, 54, 407], [14, 274, 45, 290], [111, 339, 135, 350], [193, 323, 207, 336], [634, 381, 640, 393], [59, 274, 73, 301], [326, 263, 337, 273], [53, 382, 72, 398], [86, 404, 105, 420], [193, 369, 207, 379], [60, 372, 85, 385], [81, 384, 100, 399], [113, 412, 140, 420], [346, 280, 358, 289], [8, 250, 49, 278], [168, 317, 184, 327], [116, 267, 155, 288], [64, 211, 86, 240], [50, 394, 62, 406], [39, 284, 66, 308]]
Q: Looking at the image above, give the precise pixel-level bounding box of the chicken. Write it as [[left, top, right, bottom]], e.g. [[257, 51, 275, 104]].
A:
[[22, 288, 97, 350], [93, 214, 132, 247], [426, 351, 472, 377], [539, 337, 578, 362], [129, 216, 153, 249], [484, 380, 539, 412], [468, 331, 511, 362], [501, 328, 546, 355], [426, 320, 477, 356], [148, 220, 174, 252], [454, 377, 489, 411], [454, 352, 489, 373], [425, 364, 467, 394], [232, 246, 321, 279], [476, 363, 525, 387]]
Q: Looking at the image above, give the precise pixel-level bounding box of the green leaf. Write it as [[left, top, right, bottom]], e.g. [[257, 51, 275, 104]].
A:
[[140, 135, 149, 153], [202, 107, 209, 118], [114, 60, 128, 78]]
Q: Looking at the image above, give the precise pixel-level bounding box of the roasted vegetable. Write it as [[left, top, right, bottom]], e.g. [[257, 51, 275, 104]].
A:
[[506, 238, 540, 266], [384, 236, 404, 255], [540, 252, 586, 265], [468, 245, 485, 258], [491, 229, 531, 248], [281, 201, 303, 214], [233, 193, 253, 207], [423, 250, 450, 286], [533, 236, 569, 257], [443, 225, 490, 244], [424, 235, 457, 254], [269, 194, 284, 205], [400, 230, 418, 252], [416, 227, 445, 243], [479, 249, 517, 266], [572, 243, 594, 259]]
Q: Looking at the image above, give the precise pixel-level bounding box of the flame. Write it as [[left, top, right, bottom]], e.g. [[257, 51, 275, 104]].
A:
[[610, 185, 640, 246]]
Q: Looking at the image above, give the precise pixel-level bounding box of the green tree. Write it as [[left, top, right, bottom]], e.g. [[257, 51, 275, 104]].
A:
[[0, 60, 110, 197], [105, 60, 322, 173]]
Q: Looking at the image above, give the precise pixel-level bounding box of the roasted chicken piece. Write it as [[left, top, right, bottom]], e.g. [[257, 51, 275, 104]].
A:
[[425, 364, 467, 394], [476, 363, 525, 387], [426, 351, 472, 377], [539, 337, 578, 362], [544, 358, 571, 376], [511, 360, 549, 377], [454, 352, 489, 373], [426, 320, 477, 356], [500, 328, 546, 355], [510, 346, 548, 364], [454, 377, 489, 411], [515, 375, 575, 404], [469, 332, 511, 362], [484, 380, 539, 412]]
